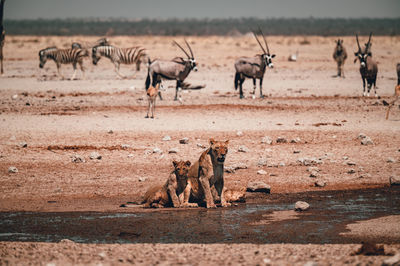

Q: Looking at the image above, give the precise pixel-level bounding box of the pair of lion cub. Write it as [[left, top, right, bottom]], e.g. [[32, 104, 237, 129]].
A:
[[141, 138, 243, 208]]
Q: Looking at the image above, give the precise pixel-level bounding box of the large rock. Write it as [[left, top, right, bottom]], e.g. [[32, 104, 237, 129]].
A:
[[390, 176, 400, 186], [247, 181, 271, 193], [295, 201, 310, 211]]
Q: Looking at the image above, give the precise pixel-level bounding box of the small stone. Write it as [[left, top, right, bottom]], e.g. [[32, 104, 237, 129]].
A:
[[276, 137, 287, 143], [309, 170, 319, 178], [303, 261, 318, 266], [315, 180, 326, 187], [361, 137, 373, 145], [387, 157, 396, 163], [232, 163, 247, 170], [144, 149, 152, 155], [347, 169, 356, 174], [238, 145, 249, 153], [168, 148, 179, 154], [290, 137, 301, 143], [107, 129, 113, 134], [121, 144, 130, 149], [358, 133, 366, 139], [138, 177, 147, 182], [59, 239, 75, 244], [297, 157, 317, 166], [382, 252, 400, 266], [162, 135, 171, 141], [295, 201, 310, 211], [279, 162, 286, 167], [267, 162, 278, 168], [153, 147, 162, 154], [343, 156, 349, 160], [347, 161, 356, 166], [127, 154, 134, 158], [293, 150, 301, 154], [9, 135, 16, 141], [71, 154, 85, 163], [19, 142, 28, 148], [261, 136, 273, 145], [224, 166, 235, 173], [359, 173, 371, 178], [197, 143, 205, 148], [179, 137, 189, 144], [257, 158, 268, 166], [12, 94, 18, 100], [8, 166, 18, 173], [390, 176, 400, 186], [247, 181, 271, 193], [257, 169, 267, 175], [236, 131, 243, 137], [90, 152, 102, 160], [307, 167, 319, 172]]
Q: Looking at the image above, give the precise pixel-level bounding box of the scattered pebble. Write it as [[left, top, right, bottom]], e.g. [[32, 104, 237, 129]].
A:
[[279, 162, 286, 167], [383, 252, 400, 266], [358, 133, 366, 139], [247, 181, 271, 193], [361, 137, 373, 145], [197, 143, 206, 148], [290, 137, 301, 143], [387, 157, 396, 163], [19, 142, 28, 148], [162, 135, 171, 141], [121, 144, 130, 149], [168, 148, 179, 154], [347, 161, 356, 166], [359, 173, 371, 178], [257, 169, 267, 175], [342, 156, 349, 160], [59, 239, 75, 244], [238, 145, 249, 153], [224, 166, 236, 173], [390, 176, 400, 186], [11, 94, 18, 100], [153, 147, 162, 154], [90, 152, 102, 160], [236, 131, 243, 137], [107, 129, 113, 134], [71, 154, 85, 163], [127, 154, 134, 158], [297, 157, 318, 166], [8, 166, 18, 173], [293, 150, 301, 154], [138, 177, 147, 182], [261, 136, 272, 145], [295, 201, 310, 211], [309, 170, 319, 178], [179, 137, 189, 144], [257, 158, 268, 166], [347, 169, 356, 174], [232, 163, 247, 170], [276, 137, 287, 143], [315, 180, 326, 187], [307, 167, 320, 172]]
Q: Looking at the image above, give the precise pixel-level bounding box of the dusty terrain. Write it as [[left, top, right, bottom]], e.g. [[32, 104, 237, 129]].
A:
[[0, 35, 400, 265]]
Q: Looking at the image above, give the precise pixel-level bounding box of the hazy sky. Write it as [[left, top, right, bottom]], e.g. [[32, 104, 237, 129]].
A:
[[5, 0, 400, 20]]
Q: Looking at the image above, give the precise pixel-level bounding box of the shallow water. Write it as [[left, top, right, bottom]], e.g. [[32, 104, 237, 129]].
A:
[[1, 187, 399, 244]]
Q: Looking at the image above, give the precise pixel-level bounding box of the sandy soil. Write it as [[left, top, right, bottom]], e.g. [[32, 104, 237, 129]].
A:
[[0, 35, 400, 264]]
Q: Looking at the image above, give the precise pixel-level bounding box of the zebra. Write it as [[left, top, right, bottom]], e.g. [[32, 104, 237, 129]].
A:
[[38, 46, 89, 80], [91, 45, 146, 79]]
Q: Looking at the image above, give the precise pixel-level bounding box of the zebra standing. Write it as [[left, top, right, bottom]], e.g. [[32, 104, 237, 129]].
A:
[[332, 39, 347, 78], [38, 47, 89, 80], [92, 45, 146, 79]]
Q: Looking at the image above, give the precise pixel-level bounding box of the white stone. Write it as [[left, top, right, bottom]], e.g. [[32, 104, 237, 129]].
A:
[[153, 147, 162, 154], [168, 148, 179, 154], [236, 131, 243, 137], [8, 166, 18, 173], [390, 176, 400, 186], [238, 145, 249, 153], [361, 137, 373, 145], [179, 137, 189, 144], [295, 201, 310, 211], [261, 136, 272, 145], [90, 152, 102, 160], [71, 154, 85, 163], [257, 169, 267, 175], [162, 135, 171, 141]]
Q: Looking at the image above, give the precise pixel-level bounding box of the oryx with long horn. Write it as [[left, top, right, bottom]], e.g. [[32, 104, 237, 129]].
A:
[[234, 28, 275, 99], [145, 40, 198, 102], [354, 33, 378, 97]]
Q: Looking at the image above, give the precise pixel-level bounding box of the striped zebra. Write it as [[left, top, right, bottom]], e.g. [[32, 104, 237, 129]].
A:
[[39, 46, 89, 80], [92, 45, 147, 78]]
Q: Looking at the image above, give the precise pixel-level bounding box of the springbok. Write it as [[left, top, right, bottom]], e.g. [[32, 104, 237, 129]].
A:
[[145, 40, 198, 102], [234, 29, 275, 99], [333, 39, 347, 78], [354, 34, 378, 97], [146, 83, 160, 119], [385, 63, 400, 120]]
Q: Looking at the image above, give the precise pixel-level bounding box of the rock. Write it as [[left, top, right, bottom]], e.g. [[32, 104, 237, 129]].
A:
[[309, 170, 319, 178], [315, 180, 326, 187], [247, 181, 271, 193], [11, 94, 18, 100], [121, 144, 130, 149], [107, 129, 113, 134], [9, 135, 16, 141], [303, 261, 318, 266], [261, 136, 272, 145], [71, 154, 85, 163], [168, 148, 179, 154], [224, 166, 236, 173], [257, 158, 268, 166], [138, 177, 147, 182], [279, 162, 286, 167], [387, 157, 396, 163], [358, 133, 366, 139], [276, 137, 287, 143], [232, 163, 247, 170], [238, 145, 249, 153], [347, 161, 356, 166], [382, 252, 400, 266], [297, 157, 318, 166], [359, 173, 371, 179], [293, 150, 301, 154], [236, 131, 243, 137], [162, 135, 171, 141], [127, 154, 134, 158], [267, 162, 278, 168], [8, 166, 18, 173], [197, 143, 205, 148], [347, 169, 356, 174], [153, 147, 162, 154], [179, 137, 189, 144], [307, 167, 319, 172], [59, 239, 75, 244], [257, 169, 267, 175], [390, 176, 400, 186], [290, 137, 301, 143], [295, 201, 310, 211], [90, 152, 102, 160], [342, 156, 349, 160], [361, 137, 373, 145], [19, 142, 28, 148]]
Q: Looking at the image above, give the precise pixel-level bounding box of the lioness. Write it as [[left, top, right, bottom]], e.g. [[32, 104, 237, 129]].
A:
[[183, 138, 230, 208], [142, 160, 191, 208]]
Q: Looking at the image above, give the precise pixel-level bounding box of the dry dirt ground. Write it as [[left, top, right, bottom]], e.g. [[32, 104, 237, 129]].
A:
[[0, 35, 400, 265]]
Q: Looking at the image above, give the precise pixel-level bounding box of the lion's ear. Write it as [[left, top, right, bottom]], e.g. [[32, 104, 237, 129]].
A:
[[225, 140, 230, 145], [209, 138, 215, 145], [173, 160, 178, 167], [185, 160, 191, 167]]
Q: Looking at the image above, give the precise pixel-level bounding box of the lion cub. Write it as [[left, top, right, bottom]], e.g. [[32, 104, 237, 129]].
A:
[[145, 83, 159, 119], [142, 160, 191, 208], [183, 138, 230, 208]]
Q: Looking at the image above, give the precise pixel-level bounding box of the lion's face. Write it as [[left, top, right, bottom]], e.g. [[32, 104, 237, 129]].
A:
[[173, 160, 191, 179], [209, 138, 229, 164]]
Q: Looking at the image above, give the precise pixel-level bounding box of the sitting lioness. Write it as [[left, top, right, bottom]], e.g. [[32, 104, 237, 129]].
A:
[[142, 160, 191, 208], [183, 138, 230, 208]]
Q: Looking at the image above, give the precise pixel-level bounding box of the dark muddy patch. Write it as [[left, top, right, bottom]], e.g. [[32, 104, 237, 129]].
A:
[[1, 187, 399, 244]]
